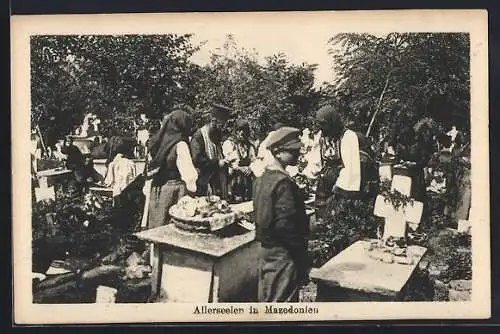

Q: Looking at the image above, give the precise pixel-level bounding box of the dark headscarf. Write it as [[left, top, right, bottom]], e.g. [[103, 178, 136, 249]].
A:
[[273, 122, 286, 131], [235, 119, 251, 139], [315, 105, 344, 139], [147, 109, 193, 175]]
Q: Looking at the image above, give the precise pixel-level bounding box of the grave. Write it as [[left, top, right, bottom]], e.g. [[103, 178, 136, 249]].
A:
[[309, 171, 427, 301], [36, 168, 72, 188], [374, 174, 423, 240], [309, 240, 427, 301], [135, 202, 259, 303], [135, 223, 258, 303]]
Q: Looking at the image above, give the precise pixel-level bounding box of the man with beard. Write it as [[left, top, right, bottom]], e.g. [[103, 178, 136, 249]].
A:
[[190, 103, 232, 199]]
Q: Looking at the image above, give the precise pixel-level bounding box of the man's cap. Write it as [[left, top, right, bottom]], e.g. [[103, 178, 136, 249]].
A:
[[266, 126, 302, 152], [211, 103, 232, 120]]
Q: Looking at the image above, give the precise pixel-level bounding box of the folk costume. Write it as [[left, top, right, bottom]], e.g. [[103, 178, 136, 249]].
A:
[[146, 110, 198, 229], [190, 103, 231, 199], [222, 120, 256, 202], [315, 106, 378, 243]]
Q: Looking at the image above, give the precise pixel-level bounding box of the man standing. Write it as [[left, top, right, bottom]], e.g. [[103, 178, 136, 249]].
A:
[[253, 127, 310, 302], [190, 103, 232, 199]]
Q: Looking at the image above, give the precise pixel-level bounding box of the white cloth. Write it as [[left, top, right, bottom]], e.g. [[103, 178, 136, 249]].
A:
[[176, 141, 198, 193], [335, 129, 361, 191], [200, 125, 221, 160], [222, 139, 240, 170], [250, 131, 276, 177], [137, 129, 149, 147], [104, 154, 137, 197], [301, 130, 323, 179]]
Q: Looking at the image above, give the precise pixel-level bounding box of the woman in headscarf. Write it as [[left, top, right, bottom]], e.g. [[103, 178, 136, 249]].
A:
[[394, 122, 434, 202], [146, 109, 198, 229], [61, 136, 87, 197], [314, 105, 378, 242], [222, 119, 256, 202], [190, 103, 231, 199]]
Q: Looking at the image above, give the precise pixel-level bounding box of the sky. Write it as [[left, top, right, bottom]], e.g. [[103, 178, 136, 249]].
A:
[[187, 29, 338, 88]]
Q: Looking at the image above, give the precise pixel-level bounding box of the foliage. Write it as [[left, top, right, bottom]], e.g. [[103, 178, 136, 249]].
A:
[[379, 179, 415, 210], [426, 229, 472, 283], [32, 188, 121, 271], [309, 195, 379, 267], [190, 35, 323, 139], [324, 33, 470, 155], [31, 34, 200, 144]]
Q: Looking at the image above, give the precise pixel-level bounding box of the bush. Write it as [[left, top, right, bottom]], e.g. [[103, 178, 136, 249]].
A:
[[308, 195, 379, 267], [32, 190, 121, 272]]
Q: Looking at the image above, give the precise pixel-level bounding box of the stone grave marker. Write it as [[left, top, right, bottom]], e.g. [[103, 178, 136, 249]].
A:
[[374, 174, 423, 240]]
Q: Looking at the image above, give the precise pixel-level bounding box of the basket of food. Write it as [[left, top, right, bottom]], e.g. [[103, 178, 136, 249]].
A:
[[169, 196, 237, 233]]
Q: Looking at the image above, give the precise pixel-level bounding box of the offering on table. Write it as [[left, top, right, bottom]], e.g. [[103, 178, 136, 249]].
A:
[[368, 237, 414, 265], [170, 195, 237, 232], [175, 195, 232, 218]]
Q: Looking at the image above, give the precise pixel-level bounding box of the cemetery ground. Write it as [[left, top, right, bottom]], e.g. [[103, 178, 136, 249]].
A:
[[32, 172, 471, 303]]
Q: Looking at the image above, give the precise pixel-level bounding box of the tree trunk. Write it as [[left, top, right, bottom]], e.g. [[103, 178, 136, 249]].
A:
[[365, 70, 394, 137]]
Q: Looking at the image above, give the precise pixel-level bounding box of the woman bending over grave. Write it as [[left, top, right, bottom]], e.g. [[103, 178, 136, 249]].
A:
[[393, 122, 434, 203]]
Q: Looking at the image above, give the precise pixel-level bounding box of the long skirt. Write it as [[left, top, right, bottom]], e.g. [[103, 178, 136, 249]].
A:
[[228, 171, 253, 202], [315, 165, 341, 220], [148, 180, 187, 229], [258, 245, 304, 302]]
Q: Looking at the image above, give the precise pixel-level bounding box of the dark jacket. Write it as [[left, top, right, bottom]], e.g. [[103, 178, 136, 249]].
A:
[[253, 169, 309, 258]]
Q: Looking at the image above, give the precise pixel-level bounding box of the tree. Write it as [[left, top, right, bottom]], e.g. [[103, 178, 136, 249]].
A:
[[31, 34, 200, 143], [324, 33, 470, 151], [191, 35, 323, 139]]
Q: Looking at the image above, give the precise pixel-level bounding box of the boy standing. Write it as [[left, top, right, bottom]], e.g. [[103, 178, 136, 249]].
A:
[[253, 127, 310, 302]]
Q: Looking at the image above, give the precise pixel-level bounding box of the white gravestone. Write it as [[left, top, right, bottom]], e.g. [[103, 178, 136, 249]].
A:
[[374, 174, 423, 240], [379, 164, 392, 182], [35, 186, 56, 203]]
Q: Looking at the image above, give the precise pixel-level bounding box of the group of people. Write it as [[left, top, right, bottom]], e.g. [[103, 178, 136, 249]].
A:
[[142, 102, 380, 302], [32, 100, 467, 304], [144, 104, 258, 229]]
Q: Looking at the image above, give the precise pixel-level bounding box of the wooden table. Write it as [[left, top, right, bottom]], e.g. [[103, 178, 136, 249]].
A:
[[135, 224, 258, 303], [309, 240, 427, 301]]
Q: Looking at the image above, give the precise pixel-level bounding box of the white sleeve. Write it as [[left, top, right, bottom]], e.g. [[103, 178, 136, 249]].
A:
[[222, 139, 240, 168], [176, 141, 198, 192], [104, 162, 114, 187], [336, 130, 361, 191]]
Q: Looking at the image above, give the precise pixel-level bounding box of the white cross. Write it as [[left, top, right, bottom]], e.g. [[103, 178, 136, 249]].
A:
[[374, 175, 423, 240]]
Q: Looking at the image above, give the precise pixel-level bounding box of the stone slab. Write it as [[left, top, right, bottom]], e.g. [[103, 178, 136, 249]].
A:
[[310, 240, 427, 297], [135, 223, 256, 258], [36, 168, 72, 178]]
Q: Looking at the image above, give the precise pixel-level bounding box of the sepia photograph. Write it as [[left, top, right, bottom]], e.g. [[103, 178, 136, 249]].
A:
[[11, 10, 489, 323]]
